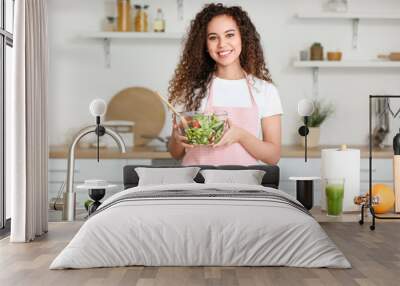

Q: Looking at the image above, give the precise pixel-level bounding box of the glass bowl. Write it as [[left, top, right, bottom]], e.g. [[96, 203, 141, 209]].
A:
[[177, 111, 228, 145]]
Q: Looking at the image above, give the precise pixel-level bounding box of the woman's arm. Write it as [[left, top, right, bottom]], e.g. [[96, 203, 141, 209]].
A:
[[168, 115, 194, 160], [214, 115, 281, 164], [168, 129, 186, 160], [239, 115, 281, 165]]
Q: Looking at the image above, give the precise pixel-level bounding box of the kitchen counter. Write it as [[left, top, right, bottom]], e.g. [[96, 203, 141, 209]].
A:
[[49, 145, 171, 159], [281, 145, 393, 159], [49, 145, 394, 159]]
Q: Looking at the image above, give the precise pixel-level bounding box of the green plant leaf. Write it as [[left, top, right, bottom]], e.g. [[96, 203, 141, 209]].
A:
[[306, 99, 335, 127]]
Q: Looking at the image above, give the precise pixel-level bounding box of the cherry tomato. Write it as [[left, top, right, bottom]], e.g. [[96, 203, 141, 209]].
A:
[[192, 120, 201, 128]]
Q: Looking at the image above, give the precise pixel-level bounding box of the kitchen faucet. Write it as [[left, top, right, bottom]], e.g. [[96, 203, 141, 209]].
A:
[[62, 99, 127, 221], [62, 126, 126, 221]]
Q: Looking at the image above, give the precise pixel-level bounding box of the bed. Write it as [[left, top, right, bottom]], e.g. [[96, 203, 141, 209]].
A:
[[50, 165, 351, 269]]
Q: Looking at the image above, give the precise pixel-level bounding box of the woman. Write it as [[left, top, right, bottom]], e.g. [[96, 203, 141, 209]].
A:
[[168, 3, 282, 166]]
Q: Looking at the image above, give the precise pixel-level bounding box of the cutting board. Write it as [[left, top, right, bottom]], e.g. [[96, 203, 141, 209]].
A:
[[105, 87, 166, 146]]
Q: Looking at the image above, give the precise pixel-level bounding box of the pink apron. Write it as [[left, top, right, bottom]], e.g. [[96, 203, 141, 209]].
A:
[[181, 75, 259, 166]]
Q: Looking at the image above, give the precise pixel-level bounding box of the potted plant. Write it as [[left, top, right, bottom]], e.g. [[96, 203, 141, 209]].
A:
[[300, 99, 335, 147]]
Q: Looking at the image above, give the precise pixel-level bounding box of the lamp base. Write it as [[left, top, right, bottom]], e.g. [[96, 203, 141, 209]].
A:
[[88, 188, 106, 215], [296, 180, 314, 210], [289, 177, 320, 210]]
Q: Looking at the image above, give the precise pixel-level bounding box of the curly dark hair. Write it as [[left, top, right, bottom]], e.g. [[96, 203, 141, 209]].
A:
[[168, 3, 272, 111]]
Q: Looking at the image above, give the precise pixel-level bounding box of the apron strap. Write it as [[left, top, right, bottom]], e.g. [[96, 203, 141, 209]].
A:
[[243, 71, 257, 108]]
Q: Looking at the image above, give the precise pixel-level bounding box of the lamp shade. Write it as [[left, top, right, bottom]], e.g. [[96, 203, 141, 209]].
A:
[[89, 99, 107, 117], [298, 99, 314, 117]]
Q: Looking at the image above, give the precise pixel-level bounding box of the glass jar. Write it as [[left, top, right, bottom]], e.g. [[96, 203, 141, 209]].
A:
[[117, 0, 132, 32], [134, 4, 149, 32], [326, 0, 348, 13], [310, 42, 324, 61]]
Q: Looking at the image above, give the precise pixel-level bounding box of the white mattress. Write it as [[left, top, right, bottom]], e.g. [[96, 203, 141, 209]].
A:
[[50, 183, 351, 269]]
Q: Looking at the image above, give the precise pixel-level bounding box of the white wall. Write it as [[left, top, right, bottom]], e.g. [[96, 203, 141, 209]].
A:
[[47, 0, 400, 147]]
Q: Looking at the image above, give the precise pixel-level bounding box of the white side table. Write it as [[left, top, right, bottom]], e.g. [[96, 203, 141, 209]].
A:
[[77, 180, 117, 215]]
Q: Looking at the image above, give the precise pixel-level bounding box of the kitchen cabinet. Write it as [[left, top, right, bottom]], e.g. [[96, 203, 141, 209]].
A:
[[48, 145, 176, 209], [48, 145, 393, 209], [48, 158, 152, 209]]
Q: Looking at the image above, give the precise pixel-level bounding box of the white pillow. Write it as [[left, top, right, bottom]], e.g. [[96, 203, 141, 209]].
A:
[[135, 167, 201, 186], [200, 169, 266, 185]]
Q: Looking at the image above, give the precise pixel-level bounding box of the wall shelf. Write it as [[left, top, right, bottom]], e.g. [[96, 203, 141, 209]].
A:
[[295, 12, 400, 49], [82, 32, 184, 68], [293, 60, 400, 96], [296, 12, 400, 20], [294, 60, 400, 68], [84, 32, 183, 40]]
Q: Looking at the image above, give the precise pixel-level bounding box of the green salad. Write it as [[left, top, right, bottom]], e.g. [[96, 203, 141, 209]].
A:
[[184, 113, 226, 145]]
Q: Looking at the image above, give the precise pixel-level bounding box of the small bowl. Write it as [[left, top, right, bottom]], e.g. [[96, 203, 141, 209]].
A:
[[177, 111, 228, 145], [327, 52, 342, 61]]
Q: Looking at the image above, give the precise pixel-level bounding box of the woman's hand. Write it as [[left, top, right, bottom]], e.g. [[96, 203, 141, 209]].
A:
[[172, 115, 194, 149], [213, 118, 245, 148]]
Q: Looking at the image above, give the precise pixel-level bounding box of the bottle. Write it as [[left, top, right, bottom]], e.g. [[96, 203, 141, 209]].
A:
[[133, 5, 140, 32], [143, 5, 149, 32], [134, 4, 149, 32], [153, 8, 165, 32], [393, 130, 400, 212], [117, 0, 131, 32]]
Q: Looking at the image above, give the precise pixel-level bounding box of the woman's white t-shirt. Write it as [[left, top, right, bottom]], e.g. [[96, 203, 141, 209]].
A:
[[199, 76, 283, 119]]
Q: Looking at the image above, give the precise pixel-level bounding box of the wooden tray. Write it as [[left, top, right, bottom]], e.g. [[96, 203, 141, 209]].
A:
[[105, 87, 166, 146]]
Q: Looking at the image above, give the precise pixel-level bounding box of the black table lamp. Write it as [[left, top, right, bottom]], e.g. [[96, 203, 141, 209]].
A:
[[89, 99, 107, 162], [288, 99, 319, 210], [298, 99, 315, 162]]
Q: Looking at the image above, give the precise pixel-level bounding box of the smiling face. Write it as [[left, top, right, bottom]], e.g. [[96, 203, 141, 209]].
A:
[[206, 15, 242, 69]]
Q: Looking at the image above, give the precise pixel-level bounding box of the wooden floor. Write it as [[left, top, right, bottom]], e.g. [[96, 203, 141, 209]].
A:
[[0, 221, 399, 286]]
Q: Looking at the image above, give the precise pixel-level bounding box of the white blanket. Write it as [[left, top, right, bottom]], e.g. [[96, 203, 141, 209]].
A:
[[50, 183, 351, 269]]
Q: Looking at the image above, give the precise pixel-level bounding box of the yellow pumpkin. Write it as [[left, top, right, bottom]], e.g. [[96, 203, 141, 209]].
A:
[[371, 184, 395, 214]]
